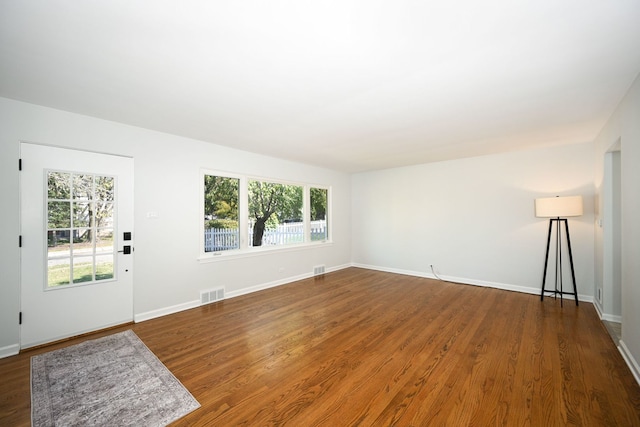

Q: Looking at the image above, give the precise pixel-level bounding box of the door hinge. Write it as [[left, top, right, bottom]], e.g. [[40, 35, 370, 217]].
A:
[[19, 312, 22, 325], [18, 158, 22, 171], [19, 235, 22, 247]]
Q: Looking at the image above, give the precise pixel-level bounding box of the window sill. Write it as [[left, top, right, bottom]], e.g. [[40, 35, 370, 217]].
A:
[[197, 240, 334, 263]]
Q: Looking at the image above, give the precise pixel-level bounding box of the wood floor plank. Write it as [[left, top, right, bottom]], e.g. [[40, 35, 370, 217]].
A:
[[1, 267, 639, 426]]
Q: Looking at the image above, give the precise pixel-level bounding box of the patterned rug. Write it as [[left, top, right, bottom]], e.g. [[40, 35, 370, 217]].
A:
[[31, 330, 200, 426]]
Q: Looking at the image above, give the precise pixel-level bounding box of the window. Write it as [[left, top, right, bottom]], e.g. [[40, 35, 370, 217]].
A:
[[203, 175, 240, 252], [248, 180, 303, 247], [202, 171, 330, 257], [310, 187, 328, 241], [47, 171, 115, 287]]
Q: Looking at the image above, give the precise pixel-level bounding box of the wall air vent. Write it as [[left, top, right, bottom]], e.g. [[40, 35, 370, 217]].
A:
[[200, 287, 225, 305], [313, 265, 326, 276]]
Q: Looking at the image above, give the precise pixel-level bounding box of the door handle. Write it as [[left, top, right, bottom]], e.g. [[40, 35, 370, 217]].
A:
[[118, 245, 132, 255]]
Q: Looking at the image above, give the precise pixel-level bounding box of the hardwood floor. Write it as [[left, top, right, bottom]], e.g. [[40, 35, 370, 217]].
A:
[[2, 268, 639, 426]]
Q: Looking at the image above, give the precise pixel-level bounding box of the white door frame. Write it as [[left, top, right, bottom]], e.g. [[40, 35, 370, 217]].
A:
[[601, 140, 622, 323]]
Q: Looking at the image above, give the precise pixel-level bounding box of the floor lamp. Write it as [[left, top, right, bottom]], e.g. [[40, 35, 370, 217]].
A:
[[535, 195, 583, 306]]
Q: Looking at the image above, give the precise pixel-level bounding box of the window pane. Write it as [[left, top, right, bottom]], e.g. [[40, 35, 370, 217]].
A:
[[96, 229, 114, 254], [73, 229, 93, 256], [96, 254, 114, 281], [72, 256, 95, 283], [48, 201, 71, 228], [95, 201, 113, 228], [310, 187, 328, 241], [204, 175, 240, 252], [48, 258, 71, 287], [95, 176, 114, 201], [48, 230, 70, 250], [73, 202, 93, 227], [48, 172, 70, 199], [73, 174, 93, 200], [248, 180, 303, 247]]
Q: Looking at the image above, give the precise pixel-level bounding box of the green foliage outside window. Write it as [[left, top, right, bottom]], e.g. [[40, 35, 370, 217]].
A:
[[203, 173, 329, 251], [248, 180, 303, 246]]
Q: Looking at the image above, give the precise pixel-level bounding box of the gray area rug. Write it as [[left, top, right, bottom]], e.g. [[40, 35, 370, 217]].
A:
[[31, 330, 200, 426]]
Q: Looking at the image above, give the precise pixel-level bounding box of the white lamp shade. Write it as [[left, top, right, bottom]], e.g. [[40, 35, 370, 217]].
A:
[[535, 196, 583, 218]]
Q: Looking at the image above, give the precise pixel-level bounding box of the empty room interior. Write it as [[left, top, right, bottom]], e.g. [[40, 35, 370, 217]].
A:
[[1, 1, 640, 425]]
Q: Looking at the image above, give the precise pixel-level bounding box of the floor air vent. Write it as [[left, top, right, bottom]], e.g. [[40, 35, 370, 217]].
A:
[[313, 265, 326, 276], [200, 287, 225, 305]]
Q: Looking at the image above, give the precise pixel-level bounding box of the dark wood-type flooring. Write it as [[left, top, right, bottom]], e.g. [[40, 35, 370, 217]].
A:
[[2, 268, 640, 426]]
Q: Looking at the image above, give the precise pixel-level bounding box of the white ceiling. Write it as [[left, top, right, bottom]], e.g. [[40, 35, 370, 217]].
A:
[[1, 1, 639, 173]]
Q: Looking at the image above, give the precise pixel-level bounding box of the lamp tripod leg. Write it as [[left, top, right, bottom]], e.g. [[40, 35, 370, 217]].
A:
[[541, 219, 553, 300], [557, 219, 563, 307], [564, 219, 579, 306]]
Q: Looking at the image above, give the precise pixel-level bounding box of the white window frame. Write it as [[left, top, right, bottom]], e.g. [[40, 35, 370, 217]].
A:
[[45, 169, 118, 289], [199, 169, 332, 262]]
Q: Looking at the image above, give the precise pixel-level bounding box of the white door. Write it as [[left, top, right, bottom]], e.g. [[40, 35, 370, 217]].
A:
[[20, 143, 134, 348]]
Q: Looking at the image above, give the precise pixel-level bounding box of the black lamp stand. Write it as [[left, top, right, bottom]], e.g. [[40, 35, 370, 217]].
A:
[[540, 218, 579, 306]]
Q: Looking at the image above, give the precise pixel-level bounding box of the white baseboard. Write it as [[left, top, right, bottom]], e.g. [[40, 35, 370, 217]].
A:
[[134, 263, 352, 323], [602, 313, 623, 323], [0, 343, 20, 359], [134, 300, 200, 323], [225, 273, 313, 299], [594, 300, 604, 319], [351, 263, 593, 302], [225, 263, 351, 299], [351, 263, 436, 281], [132, 263, 596, 326], [593, 299, 623, 323], [619, 340, 640, 386]]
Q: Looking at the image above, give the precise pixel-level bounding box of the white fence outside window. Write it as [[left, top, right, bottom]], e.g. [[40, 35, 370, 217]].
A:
[[204, 220, 327, 252]]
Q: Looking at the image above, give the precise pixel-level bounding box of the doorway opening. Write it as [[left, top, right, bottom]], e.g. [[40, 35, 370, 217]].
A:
[[602, 140, 622, 344]]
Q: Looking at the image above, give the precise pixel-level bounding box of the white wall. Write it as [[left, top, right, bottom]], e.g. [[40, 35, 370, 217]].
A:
[[351, 143, 596, 298], [4, 81, 637, 376], [0, 97, 352, 356], [594, 72, 640, 381]]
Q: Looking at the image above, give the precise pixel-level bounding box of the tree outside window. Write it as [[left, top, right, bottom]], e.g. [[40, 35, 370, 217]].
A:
[[248, 180, 303, 247], [204, 175, 239, 252], [47, 171, 115, 287], [202, 172, 330, 254], [310, 187, 328, 241]]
